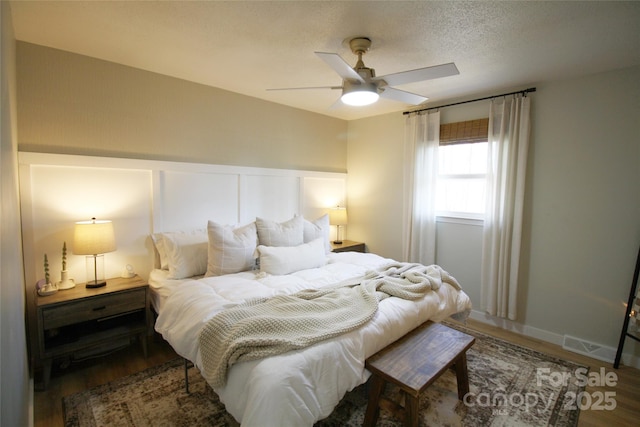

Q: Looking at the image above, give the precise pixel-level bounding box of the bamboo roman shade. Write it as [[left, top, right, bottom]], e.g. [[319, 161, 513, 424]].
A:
[[439, 118, 488, 145]]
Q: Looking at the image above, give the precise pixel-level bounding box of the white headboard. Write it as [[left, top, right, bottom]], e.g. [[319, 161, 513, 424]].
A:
[[19, 152, 347, 288]]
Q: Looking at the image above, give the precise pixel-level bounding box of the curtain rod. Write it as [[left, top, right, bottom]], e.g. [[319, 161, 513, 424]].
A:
[[403, 87, 536, 115]]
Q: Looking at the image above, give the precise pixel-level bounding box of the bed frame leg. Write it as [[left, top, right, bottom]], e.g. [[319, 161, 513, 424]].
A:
[[184, 358, 190, 394]]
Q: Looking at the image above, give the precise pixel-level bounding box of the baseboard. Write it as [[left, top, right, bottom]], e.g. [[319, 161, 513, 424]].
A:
[[562, 335, 617, 364], [468, 310, 564, 345], [618, 350, 640, 369], [467, 310, 640, 369]]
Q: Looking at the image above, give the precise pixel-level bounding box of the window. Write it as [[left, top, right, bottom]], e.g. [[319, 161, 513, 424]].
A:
[[436, 119, 489, 219]]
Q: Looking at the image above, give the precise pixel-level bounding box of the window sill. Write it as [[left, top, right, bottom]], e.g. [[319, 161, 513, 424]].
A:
[[436, 214, 484, 226]]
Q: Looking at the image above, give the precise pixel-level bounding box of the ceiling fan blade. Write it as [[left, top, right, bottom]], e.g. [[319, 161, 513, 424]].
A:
[[315, 52, 364, 82], [267, 86, 341, 91], [380, 87, 428, 105], [377, 62, 459, 86], [328, 97, 345, 110]]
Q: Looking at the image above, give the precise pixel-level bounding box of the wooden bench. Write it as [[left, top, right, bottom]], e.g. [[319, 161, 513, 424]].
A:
[[363, 321, 475, 427]]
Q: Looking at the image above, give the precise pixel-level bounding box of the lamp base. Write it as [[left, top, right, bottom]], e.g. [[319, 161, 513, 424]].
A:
[[85, 254, 107, 289], [333, 240, 343, 245], [86, 280, 107, 289]]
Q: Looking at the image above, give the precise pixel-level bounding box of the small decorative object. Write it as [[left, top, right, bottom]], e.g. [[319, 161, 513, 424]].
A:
[[56, 241, 76, 290], [37, 255, 58, 296], [121, 264, 135, 279], [36, 279, 56, 296], [44, 253, 50, 284]]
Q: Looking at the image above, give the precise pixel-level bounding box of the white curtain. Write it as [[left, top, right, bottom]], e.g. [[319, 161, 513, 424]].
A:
[[403, 110, 440, 265], [481, 95, 531, 320]]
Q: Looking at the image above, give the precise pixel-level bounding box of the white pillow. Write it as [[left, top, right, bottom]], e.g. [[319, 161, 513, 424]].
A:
[[256, 215, 304, 247], [256, 238, 326, 275], [303, 214, 331, 254], [151, 232, 169, 269], [156, 229, 208, 279], [206, 221, 258, 276]]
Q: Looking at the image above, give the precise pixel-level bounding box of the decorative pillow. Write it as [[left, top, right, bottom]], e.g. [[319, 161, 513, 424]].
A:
[[303, 214, 331, 254], [256, 238, 326, 275], [151, 232, 169, 269], [154, 229, 208, 279], [256, 215, 304, 247], [206, 221, 258, 276]]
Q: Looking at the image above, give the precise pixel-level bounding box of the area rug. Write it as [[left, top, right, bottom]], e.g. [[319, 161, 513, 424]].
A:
[[63, 323, 587, 426]]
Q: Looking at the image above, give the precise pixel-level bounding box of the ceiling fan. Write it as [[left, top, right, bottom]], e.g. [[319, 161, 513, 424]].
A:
[[268, 37, 459, 107]]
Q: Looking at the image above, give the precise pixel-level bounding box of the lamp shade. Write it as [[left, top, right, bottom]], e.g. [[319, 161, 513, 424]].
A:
[[329, 207, 348, 226], [73, 219, 116, 255]]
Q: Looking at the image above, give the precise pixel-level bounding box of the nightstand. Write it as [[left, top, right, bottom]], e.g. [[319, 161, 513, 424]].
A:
[[331, 240, 365, 253], [35, 275, 150, 390]]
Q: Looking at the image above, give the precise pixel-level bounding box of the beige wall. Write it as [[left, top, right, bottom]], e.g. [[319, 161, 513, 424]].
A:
[[17, 42, 348, 172], [346, 112, 405, 258], [1, 2, 30, 425], [347, 66, 640, 362], [524, 66, 640, 349]]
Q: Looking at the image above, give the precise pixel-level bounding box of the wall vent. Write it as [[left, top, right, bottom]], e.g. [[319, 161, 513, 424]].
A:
[[562, 335, 615, 363]]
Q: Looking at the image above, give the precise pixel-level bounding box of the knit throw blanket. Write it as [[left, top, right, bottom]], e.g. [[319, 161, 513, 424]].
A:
[[198, 262, 461, 388]]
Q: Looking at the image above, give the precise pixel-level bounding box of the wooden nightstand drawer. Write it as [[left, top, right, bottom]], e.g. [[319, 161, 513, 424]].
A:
[[42, 288, 146, 330]]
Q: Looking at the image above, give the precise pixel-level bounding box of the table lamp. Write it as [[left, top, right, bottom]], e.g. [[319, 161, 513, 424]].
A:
[[329, 207, 348, 244], [73, 218, 116, 288]]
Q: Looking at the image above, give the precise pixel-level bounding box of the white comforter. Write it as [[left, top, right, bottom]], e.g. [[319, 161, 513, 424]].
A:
[[154, 252, 472, 427]]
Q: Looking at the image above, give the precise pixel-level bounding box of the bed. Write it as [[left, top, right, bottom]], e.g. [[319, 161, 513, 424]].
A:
[[152, 215, 472, 426]]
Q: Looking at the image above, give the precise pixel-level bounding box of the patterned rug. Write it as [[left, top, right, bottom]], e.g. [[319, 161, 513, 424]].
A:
[[63, 323, 587, 426]]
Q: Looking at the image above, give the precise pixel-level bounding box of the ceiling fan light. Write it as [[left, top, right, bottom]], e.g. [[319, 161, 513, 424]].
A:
[[341, 80, 379, 106], [341, 88, 379, 106]]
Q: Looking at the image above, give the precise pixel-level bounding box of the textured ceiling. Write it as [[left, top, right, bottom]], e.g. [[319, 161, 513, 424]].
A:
[[10, 1, 640, 120]]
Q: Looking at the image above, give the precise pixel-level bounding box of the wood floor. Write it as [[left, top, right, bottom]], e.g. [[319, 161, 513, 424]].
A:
[[34, 336, 178, 427], [34, 320, 640, 427]]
